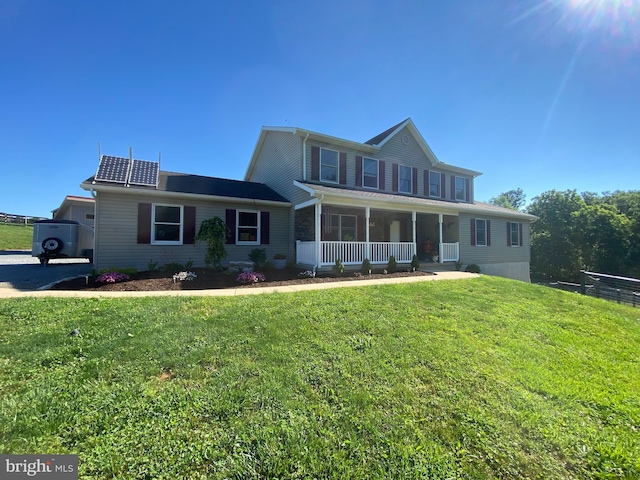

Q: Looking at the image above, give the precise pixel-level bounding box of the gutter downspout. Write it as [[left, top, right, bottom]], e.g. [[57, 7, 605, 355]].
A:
[[302, 132, 310, 181]]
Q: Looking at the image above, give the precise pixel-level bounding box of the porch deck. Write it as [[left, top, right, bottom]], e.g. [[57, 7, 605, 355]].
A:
[[296, 241, 459, 267]]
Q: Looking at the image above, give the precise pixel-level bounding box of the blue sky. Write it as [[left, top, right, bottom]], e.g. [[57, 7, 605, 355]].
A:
[[1, 0, 638, 218]]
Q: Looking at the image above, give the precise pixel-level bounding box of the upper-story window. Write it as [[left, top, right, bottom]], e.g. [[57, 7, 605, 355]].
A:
[[399, 165, 412, 194], [429, 171, 441, 197], [320, 148, 339, 183], [363, 157, 378, 189], [455, 176, 466, 201]]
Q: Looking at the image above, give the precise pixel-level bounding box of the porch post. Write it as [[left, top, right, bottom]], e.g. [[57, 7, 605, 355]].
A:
[[315, 202, 322, 269], [365, 207, 370, 261], [438, 213, 443, 264], [412, 211, 417, 259]]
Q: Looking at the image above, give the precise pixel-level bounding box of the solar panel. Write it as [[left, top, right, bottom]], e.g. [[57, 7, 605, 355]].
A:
[[128, 159, 159, 187], [94, 156, 131, 184]]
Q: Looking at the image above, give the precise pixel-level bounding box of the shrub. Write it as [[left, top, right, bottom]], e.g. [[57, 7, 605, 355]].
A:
[[162, 262, 187, 273], [248, 248, 267, 267], [411, 255, 420, 271], [361, 258, 372, 275], [332, 259, 345, 275], [465, 263, 481, 274], [273, 253, 287, 260], [148, 260, 158, 271], [236, 271, 266, 284], [387, 255, 397, 273], [96, 272, 130, 284], [455, 260, 462, 271]]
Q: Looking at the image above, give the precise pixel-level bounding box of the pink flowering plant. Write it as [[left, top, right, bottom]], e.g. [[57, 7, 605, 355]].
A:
[[96, 272, 130, 284], [236, 271, 266, 284]]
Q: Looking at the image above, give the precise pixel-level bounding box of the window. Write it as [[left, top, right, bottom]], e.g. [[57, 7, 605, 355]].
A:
[[152, 204, 183, 244], [85, 213, 95, 220], [237, 210, 260, 244], [399, 165, 412, 194], [429, 171, 441, 197], [320, 148, 339, 183], [455, 176, 466, 201], [329, 214, 357, 241], [363, 157, 378, 189], [475, 219, 487, 246], [509, 222, 521, 246]]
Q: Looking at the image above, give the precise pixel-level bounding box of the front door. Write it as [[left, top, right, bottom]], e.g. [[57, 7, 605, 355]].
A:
[[390, 220, 400, 243]]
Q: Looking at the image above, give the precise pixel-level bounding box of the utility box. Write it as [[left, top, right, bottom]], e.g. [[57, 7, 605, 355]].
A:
[[32, 219, 94, 265]]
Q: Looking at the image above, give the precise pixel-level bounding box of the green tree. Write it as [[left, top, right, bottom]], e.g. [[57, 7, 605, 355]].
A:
[[489, 188, 526, 211], [196, 217, 229, 268]]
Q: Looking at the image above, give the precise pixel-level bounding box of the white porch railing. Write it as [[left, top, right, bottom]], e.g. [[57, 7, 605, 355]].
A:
[[440, 242, 459, 262], [296, 241, 416, 266]]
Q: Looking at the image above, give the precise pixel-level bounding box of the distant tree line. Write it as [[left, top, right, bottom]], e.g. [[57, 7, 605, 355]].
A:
[[490, 189, 640, 281]]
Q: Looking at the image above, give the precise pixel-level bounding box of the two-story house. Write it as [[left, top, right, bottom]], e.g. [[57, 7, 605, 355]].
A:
[[81, 119, 536, 281]]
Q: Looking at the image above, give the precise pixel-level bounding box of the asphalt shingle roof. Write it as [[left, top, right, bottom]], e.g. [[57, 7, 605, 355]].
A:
[[364, 118, 409, 145]]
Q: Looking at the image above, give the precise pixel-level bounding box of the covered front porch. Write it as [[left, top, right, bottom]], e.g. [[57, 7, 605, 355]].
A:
[[294, 203, 459, 268]]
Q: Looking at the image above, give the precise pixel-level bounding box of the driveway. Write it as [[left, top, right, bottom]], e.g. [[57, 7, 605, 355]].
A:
[[0, 251, 92, 291]]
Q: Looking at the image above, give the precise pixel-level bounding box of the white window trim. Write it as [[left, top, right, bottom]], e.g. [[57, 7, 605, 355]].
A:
[[475, 218, 487, 246], [398, 164, 412, 194], [320, 147, 339, 184], [363, 157, 379, 190], [151, 203, 183, 245], [429, 171, 441, 197], [455, 176, 466, 201], [236, 209, 261, 245], [510, 222, 521, 247]]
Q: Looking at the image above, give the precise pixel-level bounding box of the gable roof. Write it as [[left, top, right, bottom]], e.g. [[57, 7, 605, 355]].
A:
[[245, 119, 482, 180], [83, 161, 289, 205], [52, 195, 94, 216]]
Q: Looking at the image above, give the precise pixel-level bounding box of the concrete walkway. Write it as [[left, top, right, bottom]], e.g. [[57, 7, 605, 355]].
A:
[[0, 271, 478, 299]]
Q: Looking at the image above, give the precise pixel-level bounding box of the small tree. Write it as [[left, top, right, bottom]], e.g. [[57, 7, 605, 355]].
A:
[[248, 248, 267, 267], [196, 217, 228, 268], [387, 255, 397, 273]]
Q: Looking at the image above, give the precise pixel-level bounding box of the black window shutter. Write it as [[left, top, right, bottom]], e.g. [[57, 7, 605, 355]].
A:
[[441, 173, 446, 199], [137, 203, 151, 244], [355, 156, 362, 187], [392, 163, 398, 192], [507, 221, 512, 246], [451, 176, 456, 200], [424, 170, 430, 196], [225, 209, 236, 244], [465, 178, 470, 202], [470, 218, 476, 246], [519, 223, 524, 246], [412, 167, 418, 194], [260, 211, 270, 244], [487, 220, 491, 246], [183, 206, 196, 244], [311, 146, 319, 181], [339, 152, 347, 185], [379, 161, 385, 190]]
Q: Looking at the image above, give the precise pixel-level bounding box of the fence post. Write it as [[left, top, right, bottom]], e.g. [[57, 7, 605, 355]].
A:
[[580, 270, 586, 296]]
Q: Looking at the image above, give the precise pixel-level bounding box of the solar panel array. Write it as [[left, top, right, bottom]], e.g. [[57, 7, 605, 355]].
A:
[[129, 159, 159, 187], [94, 156, 131, 184], [94, 156, 159, 188]]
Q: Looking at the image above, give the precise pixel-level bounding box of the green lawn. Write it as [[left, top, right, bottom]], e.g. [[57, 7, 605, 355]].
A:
[[1, 277, 638, 479], [0, 223, 33, 250]]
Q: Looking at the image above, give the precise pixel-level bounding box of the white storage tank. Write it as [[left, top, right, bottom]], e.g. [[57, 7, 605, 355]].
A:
[[32, 220, 93, 265]]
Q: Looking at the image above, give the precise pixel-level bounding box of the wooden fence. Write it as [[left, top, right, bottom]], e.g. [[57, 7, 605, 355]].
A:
[[0, 212, 47, 226]]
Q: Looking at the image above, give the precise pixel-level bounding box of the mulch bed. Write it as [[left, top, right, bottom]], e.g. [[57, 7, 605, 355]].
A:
[[51, 267, 432, 291]]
